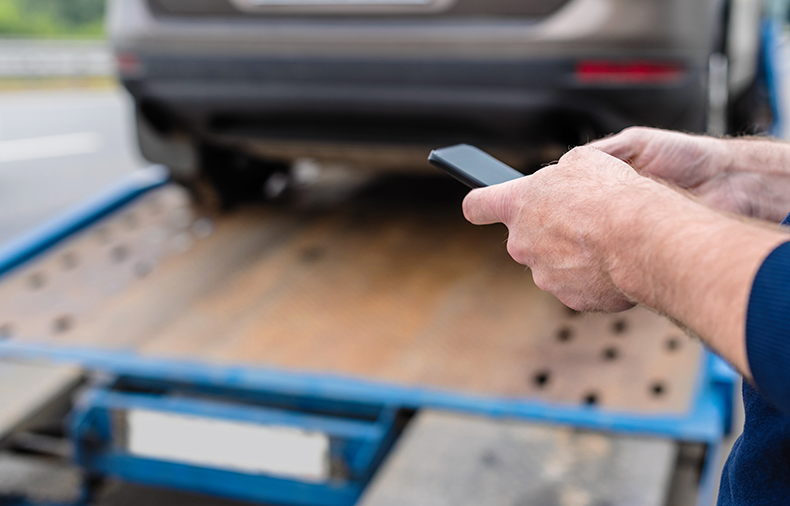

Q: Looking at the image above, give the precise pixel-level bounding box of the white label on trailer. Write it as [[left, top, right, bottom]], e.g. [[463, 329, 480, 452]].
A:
[[126, 409, 330, 482]]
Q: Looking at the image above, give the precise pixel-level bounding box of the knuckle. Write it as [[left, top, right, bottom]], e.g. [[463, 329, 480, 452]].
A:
[[506, 239, 527, 265], [560, 145, 597, 164], [531, 271, 552, 293], [559, 294, 585, 312], [559, 146, 581, 163], [621, 126, 649, 138]]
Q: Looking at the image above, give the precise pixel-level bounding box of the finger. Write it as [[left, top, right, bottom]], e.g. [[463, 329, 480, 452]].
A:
[[462, 182, 517, 226], [588, 134, 635, 161], [588, 127, 648, 162], [560, 144, 631, 169]]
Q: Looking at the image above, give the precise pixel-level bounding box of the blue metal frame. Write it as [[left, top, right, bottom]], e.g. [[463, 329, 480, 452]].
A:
[[67, 383, 399, 506], [0, 341, 734, 444]]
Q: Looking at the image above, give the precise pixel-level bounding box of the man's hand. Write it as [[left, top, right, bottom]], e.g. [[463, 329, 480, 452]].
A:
[[463, 139, 790, 377], [592, 127, 790, 222], [463, 145, 641, 312]]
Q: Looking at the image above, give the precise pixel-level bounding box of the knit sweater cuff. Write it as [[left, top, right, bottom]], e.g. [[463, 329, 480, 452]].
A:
[[746, 240, 790, 414]]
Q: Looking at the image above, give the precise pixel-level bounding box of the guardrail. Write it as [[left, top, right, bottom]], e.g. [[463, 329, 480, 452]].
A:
[[0, 39, 112, 77]]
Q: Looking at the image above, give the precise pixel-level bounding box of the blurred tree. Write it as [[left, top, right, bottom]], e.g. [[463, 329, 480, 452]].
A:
[[0, 0, 105, 38], [42, 0, 105, 25]]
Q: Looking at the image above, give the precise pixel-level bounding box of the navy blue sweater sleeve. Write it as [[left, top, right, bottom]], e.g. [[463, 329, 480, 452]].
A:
[[746, 240, 790, 414]]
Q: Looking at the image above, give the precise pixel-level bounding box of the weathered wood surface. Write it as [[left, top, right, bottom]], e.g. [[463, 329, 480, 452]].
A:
[[0, 175, 701, 413], [0, 360, 81, 441], [359, 410, 677, 506]]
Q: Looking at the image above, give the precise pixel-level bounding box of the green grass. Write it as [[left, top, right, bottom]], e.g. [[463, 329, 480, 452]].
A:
[[0, 0, 105, 39]]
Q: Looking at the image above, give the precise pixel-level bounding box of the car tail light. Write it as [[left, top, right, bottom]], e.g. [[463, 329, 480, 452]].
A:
[[116, 52, 143, 77], [575, 61, 685, 84]]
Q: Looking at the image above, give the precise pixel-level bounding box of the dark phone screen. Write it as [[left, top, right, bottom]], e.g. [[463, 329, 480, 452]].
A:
[[429, 144, 524, 188]]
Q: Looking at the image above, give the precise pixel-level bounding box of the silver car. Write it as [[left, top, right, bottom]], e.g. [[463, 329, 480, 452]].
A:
[[108, 0, 765, 203]]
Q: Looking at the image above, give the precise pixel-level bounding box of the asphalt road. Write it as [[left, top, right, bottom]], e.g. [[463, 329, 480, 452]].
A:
[[0, 89, 145, 245]]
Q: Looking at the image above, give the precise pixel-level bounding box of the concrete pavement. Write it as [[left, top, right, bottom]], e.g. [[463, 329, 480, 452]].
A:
[[0, 88, 146, 244]]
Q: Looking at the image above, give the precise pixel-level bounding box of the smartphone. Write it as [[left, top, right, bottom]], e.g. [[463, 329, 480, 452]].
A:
[[428, 144, 524, 188]]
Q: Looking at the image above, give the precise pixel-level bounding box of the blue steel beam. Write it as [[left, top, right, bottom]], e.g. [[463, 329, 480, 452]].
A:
[[0, 341, 734, 444]]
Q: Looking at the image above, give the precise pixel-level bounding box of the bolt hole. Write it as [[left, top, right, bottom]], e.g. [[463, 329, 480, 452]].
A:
[[480, 450, 500, 467], [168, 208, 192, 230], [53, 315, 73, 334], [0, 324, 13, 339], [602, 347, 619, 361], [147, 196, 163, 215], [665, 337, 681, 352], [300, 246, 327, 264], [134, 262, 152, 278], [532, 370, 551, 389], [62, 252, 78, 270], [556, 326, 574, 342], [123, 213, 139, 230], [170, 233, 194, 254], [582, 392, 599, 406], [192, 218, 213, 239], [650, 382, 666, 397], [111, 245, 129, 263], [96, 227, 112, 245], [28, 273, 46, 290], [611, 318, 628, 335]]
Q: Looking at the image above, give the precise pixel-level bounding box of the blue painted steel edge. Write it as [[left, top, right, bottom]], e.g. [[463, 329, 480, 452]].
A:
[[764, 18, 786, 139], [89, 454, 360, 506], [0, 165, 169, 280], [0, 341, 733, 444], [83, 389, 387, 441]]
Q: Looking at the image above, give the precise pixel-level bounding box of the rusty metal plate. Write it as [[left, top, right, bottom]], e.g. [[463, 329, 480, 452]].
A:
[[0, 176, 702, 414]]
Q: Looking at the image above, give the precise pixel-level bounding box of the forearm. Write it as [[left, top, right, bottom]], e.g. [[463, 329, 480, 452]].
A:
[[722, 137, 790, 176], [718, 138, 790, 222], [609, 180, 790, 377]]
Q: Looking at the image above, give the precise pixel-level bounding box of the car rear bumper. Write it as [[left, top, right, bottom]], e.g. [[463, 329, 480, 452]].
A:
[[126, 55, 707, 164]]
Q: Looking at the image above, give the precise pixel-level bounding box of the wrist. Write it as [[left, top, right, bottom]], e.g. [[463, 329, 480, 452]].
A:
[[720, 138, 790, 221], [605, 179, 790, 375], [721, 137, 790, 177], [605, 179, 709, 308]]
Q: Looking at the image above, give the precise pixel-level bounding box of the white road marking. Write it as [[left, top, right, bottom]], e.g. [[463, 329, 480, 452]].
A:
[[0, 132, 102, 163]]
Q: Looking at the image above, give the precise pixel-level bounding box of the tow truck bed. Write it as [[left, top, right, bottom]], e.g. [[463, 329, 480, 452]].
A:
[[0, 167, 733, 506], [0, 170, 700, 414]]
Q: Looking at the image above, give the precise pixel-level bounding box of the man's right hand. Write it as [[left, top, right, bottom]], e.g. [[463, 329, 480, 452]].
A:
[[591, 127, 790, 222]]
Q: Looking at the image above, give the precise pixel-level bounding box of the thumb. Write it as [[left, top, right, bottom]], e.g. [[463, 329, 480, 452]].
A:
[[462, 181, 518, 226], [588, 135, 636, 161]]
